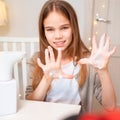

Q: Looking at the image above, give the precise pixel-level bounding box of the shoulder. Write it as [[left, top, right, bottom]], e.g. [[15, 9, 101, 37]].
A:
[[31, 51, 40, 61], [33, 51, 40, 57], [28, 51, 44, 64]]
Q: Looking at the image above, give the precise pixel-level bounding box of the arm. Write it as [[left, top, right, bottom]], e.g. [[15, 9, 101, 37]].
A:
[[79, 34, 116, 110], [97, 68, 116, 110], [26, 75, 52, 101], [26, 48, 54, 101], [26, 51, 52, 101], [26, 46, 73, 100]]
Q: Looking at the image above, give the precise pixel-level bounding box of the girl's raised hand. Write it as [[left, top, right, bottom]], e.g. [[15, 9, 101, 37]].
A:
[[37, 46, 73, 79], [79, 34, 116, 69]]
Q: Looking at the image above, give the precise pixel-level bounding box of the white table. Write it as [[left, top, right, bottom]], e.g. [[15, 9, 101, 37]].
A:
[[0, 100, 81, 120]]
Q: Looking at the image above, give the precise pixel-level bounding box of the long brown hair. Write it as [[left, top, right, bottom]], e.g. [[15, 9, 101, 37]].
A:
[[32, 0, 90, 90]]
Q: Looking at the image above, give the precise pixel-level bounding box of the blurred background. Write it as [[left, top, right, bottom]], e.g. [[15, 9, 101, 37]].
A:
[[0, 0, 120, 110]]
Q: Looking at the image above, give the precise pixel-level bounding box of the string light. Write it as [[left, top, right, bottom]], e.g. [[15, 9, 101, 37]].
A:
[[88, 2, 106, 49], [102, 4, 105, 8], [18, 93, 22, 98], [94, 20, 98, 25], [88, 37, 91, 41], [89, 46, 92, 51], [95, 32, 98, 35]]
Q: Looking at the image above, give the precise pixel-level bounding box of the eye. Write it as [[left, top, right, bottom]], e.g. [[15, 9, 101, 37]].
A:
[[46, 28, 54, 31], [61, 26, 69, 30]]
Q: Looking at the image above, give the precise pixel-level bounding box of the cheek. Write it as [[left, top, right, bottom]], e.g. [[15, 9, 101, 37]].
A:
[[45, 32, 53, 42], [66, 28, 72, 38], [66, 31, 73, 43]]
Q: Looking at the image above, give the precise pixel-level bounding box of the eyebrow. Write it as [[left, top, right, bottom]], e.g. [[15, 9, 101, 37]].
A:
[[44, 23, 70, 29]]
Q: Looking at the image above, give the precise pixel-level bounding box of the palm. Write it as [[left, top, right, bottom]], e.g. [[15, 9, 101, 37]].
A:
[[79, 34, 116, 69], [37, 46, 73, 79]]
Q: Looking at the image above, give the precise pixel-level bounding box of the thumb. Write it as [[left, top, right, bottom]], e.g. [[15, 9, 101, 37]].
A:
[[37, 58, 44, 68], [78, 58, 90, 65], [62, 72, 74, 79], [55, 70, 74, 79]]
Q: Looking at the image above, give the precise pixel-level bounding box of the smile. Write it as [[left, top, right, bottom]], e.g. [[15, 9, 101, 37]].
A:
[[54, 41, 66, 46]]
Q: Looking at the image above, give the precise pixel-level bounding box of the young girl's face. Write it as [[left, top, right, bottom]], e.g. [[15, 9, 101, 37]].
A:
[[43, 11, 72, 51]]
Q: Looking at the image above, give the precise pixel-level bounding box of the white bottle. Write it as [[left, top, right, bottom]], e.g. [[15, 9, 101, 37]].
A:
[[0, 51, 25, 116]]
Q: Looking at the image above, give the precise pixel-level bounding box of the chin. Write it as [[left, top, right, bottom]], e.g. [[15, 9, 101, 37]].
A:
[[54, 47, 65, 51]]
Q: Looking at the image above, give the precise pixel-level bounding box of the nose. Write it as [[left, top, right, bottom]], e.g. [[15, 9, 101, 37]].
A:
[[54, 30, 62, 39]]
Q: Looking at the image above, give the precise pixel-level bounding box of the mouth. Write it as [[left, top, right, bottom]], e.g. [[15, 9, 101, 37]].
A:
[[53, 40, 66, 47]]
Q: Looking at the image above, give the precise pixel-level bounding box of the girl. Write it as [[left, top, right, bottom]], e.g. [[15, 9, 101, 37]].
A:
[[26, 0, 116, 112]]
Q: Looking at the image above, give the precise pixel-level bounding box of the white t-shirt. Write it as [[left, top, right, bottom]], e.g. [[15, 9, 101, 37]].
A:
[[46, 61, 81, 105]]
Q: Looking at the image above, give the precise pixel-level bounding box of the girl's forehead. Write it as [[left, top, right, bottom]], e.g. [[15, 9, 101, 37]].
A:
[[46, 10, 67, 18], [44, 11, 70, 25]]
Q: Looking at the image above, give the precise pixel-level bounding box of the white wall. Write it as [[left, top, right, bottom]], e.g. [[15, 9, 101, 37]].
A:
[[0, 0, 86, 40], [0, 0, 46, 37]]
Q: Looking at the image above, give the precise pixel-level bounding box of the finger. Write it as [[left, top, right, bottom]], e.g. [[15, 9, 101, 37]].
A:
[[78, 58, 90, 64], [104, 36, 110, 51], [45, 48, 50, 64], [62, 73, 74, 79], [48, 46, 55, 62], [92, 35, 97, 51], [37, 58, 44, 68], [59, 71, 74, 79], [109, 46, 117, 56], [56, 48, 62, 66], [99, 33, 106, 48]]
